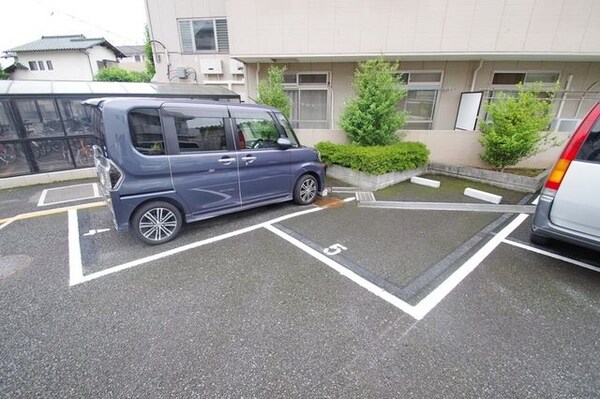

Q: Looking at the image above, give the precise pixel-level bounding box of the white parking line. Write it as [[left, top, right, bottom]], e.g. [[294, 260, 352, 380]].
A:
[[265, 213, 530, 320], [503, 239, 600, 273], [0, 219, 14, 231], [264, 223, 422, 319], [68, 198, 355, 286], [68, 210, 84, 285], [412, 213, 529, 319]]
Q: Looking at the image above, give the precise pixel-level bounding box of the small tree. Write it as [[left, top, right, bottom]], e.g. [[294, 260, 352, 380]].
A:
[[257, 66, 291, 118], [479, 84, 557, 171], [94, 67, 151, 82], [0, 66, 9, 80], [340, 58, 407, 146], [144, 25, 156, 77]]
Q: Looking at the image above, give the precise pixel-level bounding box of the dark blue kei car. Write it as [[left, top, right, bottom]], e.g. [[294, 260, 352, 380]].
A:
[[85, 98, 327, 245]]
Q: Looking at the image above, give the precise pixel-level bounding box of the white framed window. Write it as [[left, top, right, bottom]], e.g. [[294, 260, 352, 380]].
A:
[[485, 71, 560, 122], [283, 72, 330, 129], [178, 18, 229, 53], [46, 61, 53, 70], [492, 71, 560, 86], [396, 71, 443, 130], [28, 61, 38, 71]]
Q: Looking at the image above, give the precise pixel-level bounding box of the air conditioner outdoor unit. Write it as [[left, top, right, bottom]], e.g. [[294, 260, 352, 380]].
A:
[[551, 118, 581, 132], [229, 59, 245, 75], [200, 59, 222, 75]]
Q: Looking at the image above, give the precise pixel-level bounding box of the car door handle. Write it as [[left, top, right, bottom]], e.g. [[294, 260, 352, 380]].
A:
[[241, 156, 257, 164], [218, 157, 236, 165]]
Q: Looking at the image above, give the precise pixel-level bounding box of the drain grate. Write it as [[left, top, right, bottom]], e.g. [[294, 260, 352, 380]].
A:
[[355, 192, 376, 202]]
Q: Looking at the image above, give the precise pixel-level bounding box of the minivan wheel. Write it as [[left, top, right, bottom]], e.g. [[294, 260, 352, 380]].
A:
[[293, 174, 318, 205], [132, 201, 182, 245]]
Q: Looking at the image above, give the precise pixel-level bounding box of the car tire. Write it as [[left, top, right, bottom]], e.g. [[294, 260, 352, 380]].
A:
[[132, 201, 182, 245], [530, 231, 551, 246], [293, 174, 318, 205]]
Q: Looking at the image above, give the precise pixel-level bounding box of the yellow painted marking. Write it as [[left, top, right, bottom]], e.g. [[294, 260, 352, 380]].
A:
[[0, 201, 105, 224]]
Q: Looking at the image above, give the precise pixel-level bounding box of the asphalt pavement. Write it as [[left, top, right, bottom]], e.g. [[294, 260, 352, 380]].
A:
[[1, 178, 598, 397]]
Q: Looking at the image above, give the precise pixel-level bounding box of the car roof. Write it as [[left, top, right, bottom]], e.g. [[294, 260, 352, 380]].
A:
[[84, 97, 282, 113]]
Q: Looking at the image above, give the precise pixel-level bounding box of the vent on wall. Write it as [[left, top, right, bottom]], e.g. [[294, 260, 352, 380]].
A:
[[229, 59, 244, 75], [200, 59, 223, 75]]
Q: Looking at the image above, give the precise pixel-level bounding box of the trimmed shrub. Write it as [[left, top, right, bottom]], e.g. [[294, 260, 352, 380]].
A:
[[257, 65, 291, 118], [339, 58, 407, 146], [479, 83, 558, 171], [315, 141, 429, 175]]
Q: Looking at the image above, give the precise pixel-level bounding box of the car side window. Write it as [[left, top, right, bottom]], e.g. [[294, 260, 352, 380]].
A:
[[128, 108, 165, 156], [173, 115, 227, 152], [235, 115, 280, 150], [577, 119, 600, 163]]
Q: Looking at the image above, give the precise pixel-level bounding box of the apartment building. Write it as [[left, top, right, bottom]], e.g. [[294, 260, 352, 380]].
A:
[[145, 0, 600, 150]]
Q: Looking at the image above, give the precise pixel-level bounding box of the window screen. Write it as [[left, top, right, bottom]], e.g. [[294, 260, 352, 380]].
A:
[[128, 109, 165, 156]]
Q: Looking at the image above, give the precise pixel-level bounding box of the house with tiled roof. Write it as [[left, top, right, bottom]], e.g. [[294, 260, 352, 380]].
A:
[[4, 35, 126, 81], [117, 45, 146, 72]]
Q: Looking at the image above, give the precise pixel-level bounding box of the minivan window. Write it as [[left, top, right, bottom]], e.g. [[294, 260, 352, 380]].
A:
[[577, 119, 600, 163], [128, 108, 165, 156], [235, 116, 280, 150], [173, 116, 227, 152], [274, 113, 299, 146]]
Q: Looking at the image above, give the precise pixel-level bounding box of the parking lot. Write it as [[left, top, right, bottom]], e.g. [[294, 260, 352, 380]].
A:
[[1, 176, 599, 397]]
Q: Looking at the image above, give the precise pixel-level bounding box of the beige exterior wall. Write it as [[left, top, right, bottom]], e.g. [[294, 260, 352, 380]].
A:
[[11, 47, 119, 81], [227, 0, 600, 59], [146, 0, 246, 98], [295, 129, 569, 169], [247, 60, 600, 130]]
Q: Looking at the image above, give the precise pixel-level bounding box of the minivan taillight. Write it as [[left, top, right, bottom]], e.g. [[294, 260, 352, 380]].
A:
[[545, 104, 600, 191], [109, 165, 123, 190]]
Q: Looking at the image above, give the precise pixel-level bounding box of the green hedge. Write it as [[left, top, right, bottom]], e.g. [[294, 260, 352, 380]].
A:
[[315, 141, 429, 175]]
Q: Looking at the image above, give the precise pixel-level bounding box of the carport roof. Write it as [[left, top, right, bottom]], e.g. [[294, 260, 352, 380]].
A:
[[0, 80, 240, 98]]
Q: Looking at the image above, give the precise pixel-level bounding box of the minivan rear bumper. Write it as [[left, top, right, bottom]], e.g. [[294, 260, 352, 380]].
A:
[[532, 195, 600, 252]]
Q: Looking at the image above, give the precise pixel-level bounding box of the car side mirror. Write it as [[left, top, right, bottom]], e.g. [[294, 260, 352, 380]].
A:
[[277, 137, 293, 149]]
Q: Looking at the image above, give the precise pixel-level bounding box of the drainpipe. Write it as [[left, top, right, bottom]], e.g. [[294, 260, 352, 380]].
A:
[[575, 80, 600, 117], [79, 49, 94, 79], [254, 62, 260, 104], [470, 60, 484, 92], [556, 74, 573, 120]]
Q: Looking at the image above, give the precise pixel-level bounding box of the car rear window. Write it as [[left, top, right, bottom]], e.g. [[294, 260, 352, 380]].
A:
[[576, 118, 600, 164], [128, 108, 165, 156]]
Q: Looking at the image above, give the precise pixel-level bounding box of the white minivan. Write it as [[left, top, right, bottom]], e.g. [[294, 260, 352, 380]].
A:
[[531, 103, 600, 252]]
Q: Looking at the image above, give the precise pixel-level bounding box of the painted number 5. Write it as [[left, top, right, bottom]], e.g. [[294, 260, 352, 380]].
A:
[[323, 243, 347, 256]]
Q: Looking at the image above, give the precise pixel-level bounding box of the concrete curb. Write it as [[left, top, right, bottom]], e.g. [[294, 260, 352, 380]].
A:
[[428, 163, 548, 193], [326, 163, 547, 193], [0, 168, 95, 189], [326, 165, 427, 191]]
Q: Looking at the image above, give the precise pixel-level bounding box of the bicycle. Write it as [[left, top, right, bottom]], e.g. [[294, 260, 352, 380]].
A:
[[0, 143, 17, 165]]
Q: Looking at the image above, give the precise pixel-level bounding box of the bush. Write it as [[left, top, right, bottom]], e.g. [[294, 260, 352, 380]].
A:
[[257, 66, 291, 118], [0, 67, 8, 80], [94, 67, 151, 82], [479, 83, 557, 171], [315, 141, 429, 175], [339, 58, 407, 146]]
